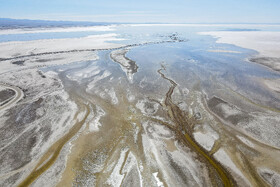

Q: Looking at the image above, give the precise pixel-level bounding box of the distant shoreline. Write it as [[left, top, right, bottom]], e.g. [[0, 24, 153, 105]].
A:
[[199, 31, 280, 72]]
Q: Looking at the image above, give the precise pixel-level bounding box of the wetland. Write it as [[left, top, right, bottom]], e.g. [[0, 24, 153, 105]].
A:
[[0, 24, 280, 186]]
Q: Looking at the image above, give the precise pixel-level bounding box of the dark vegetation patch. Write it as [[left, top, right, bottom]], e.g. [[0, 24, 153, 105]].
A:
[[11, 60, 25, 66], [36, 57, 63, 63], [207, 96, 250, 125], [2, 98, 44, 135], [0, 89, 16, 103], [0, 171, 21, 186], [0, 127, 37, 172], [38, 71, 46, 78], [250, 57, 280, 71]]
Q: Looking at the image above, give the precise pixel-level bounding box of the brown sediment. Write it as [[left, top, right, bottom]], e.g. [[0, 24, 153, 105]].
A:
[[163, 139, 178, 152], [56, 90, 144, 186], [149, 117, 175, 131], [235, 150, 269, 187], [119, 150, 130, 186], [201, 93, 273, 187], [209, 139, 222, 156], [18, 104, 90, 187], [147, 97, 163, 107], [157, 64, 235, 187]]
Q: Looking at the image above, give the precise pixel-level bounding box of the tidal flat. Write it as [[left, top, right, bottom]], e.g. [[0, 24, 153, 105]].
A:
[[0, 24, 280, 187]]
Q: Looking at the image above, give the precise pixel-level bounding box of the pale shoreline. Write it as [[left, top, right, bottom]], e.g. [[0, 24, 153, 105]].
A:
[[200, 31, 280, 93], [199, 31, 280, 72], [0, 25, 116, 35], [0, 33, 124, 60], [199, 31, 280, 58], [0, 27, 125, 74]]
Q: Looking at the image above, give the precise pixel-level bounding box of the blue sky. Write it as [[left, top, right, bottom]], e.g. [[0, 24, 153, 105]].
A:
[[0, 0, 279, 23]]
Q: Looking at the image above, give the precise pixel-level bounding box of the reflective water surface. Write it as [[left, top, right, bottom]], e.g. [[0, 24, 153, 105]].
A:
[[1, 24, 280, 186]]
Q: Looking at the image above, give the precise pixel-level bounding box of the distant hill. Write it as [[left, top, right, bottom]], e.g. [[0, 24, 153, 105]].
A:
[[0, 18, 111, 29]]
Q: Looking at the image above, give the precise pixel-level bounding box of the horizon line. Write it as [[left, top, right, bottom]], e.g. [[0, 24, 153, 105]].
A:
[[1, 17, 280, 25]]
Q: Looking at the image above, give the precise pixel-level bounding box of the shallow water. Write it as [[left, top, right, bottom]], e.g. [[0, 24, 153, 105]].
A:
[[2, 24, 280, 186]]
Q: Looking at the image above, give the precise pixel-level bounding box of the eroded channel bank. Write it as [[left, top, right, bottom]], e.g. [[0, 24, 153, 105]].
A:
[[157, 65, 235, 186]]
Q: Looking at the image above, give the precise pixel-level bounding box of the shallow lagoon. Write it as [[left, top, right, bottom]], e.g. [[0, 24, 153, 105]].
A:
[[1, 24, 280, 186]]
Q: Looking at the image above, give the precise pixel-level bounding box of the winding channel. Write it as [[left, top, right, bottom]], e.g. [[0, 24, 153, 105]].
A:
[[18, 104, 90, 187], [157, 65, 235, 186], [0, 83, 24, 111], [6, 39, 237, 186]]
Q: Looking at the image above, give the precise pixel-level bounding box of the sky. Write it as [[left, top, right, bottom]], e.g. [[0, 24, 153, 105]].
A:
[[0, 0, 280, 23]]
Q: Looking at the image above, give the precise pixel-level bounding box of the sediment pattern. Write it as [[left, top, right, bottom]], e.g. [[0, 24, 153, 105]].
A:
[[0, 30, 280, 187]]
